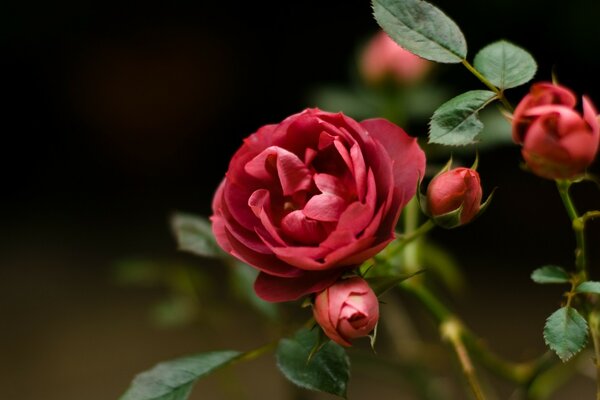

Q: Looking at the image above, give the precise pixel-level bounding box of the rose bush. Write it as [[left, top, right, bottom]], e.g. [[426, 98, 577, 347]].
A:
[[313, 277, 379, 347], [360, 30, 431, 86], [426, 167, 483, 227], [512, 82, 600, 179], [211, 108, 425, 302]]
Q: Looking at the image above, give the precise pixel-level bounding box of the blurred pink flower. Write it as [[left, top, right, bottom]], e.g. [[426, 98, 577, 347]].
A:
[[360, 31, 432, 85]]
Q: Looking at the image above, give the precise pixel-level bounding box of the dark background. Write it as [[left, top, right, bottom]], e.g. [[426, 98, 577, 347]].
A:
[[1, 0, 600, 398]]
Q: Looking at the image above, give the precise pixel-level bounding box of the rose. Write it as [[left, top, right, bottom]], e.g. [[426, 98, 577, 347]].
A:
[[512, 82, 599, 179], [426, 167, 482, 227], [211, 108, 425, 302], [313, 277, 379, 347], [360, 30, 431, 86]]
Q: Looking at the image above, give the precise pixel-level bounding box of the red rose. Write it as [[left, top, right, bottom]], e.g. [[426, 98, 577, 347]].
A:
[[512, 82, 599, 179], [313, 277, 379, 347], [211, 108, 425, 302], [426, 167, 482, 227]]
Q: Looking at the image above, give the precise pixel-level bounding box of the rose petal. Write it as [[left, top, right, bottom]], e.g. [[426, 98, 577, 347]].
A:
[[303, 193, 347, 222], [254, 269, 344, 302]]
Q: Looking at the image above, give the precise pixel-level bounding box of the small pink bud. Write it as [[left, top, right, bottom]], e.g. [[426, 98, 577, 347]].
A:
[[360, 31, 431, 86], [313, 277, 379, 347], [426, 168, 483, 226], [512, 82, 600, 179]]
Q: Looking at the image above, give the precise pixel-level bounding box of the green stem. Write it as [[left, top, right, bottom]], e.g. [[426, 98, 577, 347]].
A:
[[402, 282, 554, 386], [556, 180, 588, 280], [461, 59, 514, 112]]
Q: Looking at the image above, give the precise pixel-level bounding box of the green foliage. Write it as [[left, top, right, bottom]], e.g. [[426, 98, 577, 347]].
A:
[[170, 212, 223, 258], [120, 351, 241, 400], [531, 266, 570, 284], [543, 307, 588, 362], [366, 270, 424, 296], [372, 0, 467, 63], [576, 281, 600, 294], [276, 329, 350, 399], [473, 40, 537, 90], [230, 260, 279, 319], [429, 90, 497, 146]]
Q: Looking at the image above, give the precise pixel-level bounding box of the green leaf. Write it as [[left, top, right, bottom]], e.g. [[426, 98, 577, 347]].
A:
[[120, 351, 241, 400], [365, 270, 424, 296], [230, 261, 279, 320], [276, 329, 350, 398], [576, 281, 600, 294], [372, 0, 467, 63], [429, 90, 497, 146], [170, 212, 223, 258], [473, 40, 537, 90], [543, 307, 588, 362], [531, 266, 570, 284]]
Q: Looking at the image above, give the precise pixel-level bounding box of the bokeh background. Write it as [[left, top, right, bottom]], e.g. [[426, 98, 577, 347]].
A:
[[2, 0, 600, 398]]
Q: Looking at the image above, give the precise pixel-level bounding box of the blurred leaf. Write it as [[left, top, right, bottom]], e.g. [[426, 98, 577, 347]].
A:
[[429, 90, 497, 146], [311, 86, 378, 120], [276, 329, 350, 399], [473, 40, 537, 90], [366, 270, 424, 296], [543, 307, 588, 362], [372, 0, 467, 63], [230, 261, 279, 320], [171, 212, 223, 258], [531, 266, 570, 284], [576, 281, 600, 294], [120, 351, 241, 400], [114, 259, 163, 287], [150, 296, 198, 328], [420, 242, 465, 294]]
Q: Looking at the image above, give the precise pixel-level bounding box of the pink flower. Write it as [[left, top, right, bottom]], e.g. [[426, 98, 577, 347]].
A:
[[512, 82, 600, 179], [313, 277, 379, 347], [360, 31, 431, 85], [426, 168, 482, 226], [211, 108, 425, 302]]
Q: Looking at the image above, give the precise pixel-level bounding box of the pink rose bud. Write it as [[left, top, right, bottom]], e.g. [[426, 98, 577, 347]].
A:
[[426, 167, 483, 227], [360, 30, 431, 86], [211, 108, 425, 302], [512, 82, 600, 179], [313, 277, 379, 347]]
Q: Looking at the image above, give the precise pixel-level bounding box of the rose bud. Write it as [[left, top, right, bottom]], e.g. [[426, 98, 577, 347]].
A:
[[512, 82, 600, 179], [425, 167, 483, 228], [360, 30, 431, 86], [211, 108, 425, 302], [313, 277, 379, 347]]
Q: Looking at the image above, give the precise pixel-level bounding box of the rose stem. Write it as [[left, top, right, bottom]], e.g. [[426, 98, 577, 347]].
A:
[[460, 59, 514, 113], [401, 197, 487, 399]]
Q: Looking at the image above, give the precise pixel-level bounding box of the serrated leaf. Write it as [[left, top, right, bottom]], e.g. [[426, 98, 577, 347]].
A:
[[276, 329, 350, 398], [170, 212, 223, 258], [120, 351, 241, 400], [543, 307, 588, 362], [429, 90, 497, 146], [366, 270, 424, 296], [531, 266, 570, 284], [372, 0, 467, 63], [473, 40, 537, 90], [576, 281, 600, 294]]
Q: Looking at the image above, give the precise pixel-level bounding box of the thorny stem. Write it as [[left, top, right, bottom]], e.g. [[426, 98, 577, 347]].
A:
[[461, 59, 514, 112], [556, 180, 588, 280]]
